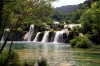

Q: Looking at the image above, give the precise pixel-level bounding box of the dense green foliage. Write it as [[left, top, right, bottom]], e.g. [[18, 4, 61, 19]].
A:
[[0, 50, 19, 66], [0, 0, 100, 44], [0, 0, 55, 64], [50, 11, 66, 22], [70, 36, 92, 48], [0, 0, 55, 38], [0, 0, 58, 43], [80, 0, 100, 44], [54, 5, 78, 14], [51, 0, 100, 44]]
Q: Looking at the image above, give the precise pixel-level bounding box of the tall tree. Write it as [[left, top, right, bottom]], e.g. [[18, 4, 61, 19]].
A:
[[91, 1, 100, 43], [0, 0, 56, 53], [79, 9, 93, 34], [0, 0, 4, 41]]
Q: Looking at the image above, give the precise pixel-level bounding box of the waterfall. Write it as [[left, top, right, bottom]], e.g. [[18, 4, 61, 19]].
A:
[[53, 31, 64, 43], [23, 32, 28, 41], [28, 24, 34, 41], [1, 30, 5, 41], [33, 32, 41, 42], [1, 35, 4, 41], [64, 24, 81, 29], [41, 31, 49, 42], [1, 29, 10, 41]]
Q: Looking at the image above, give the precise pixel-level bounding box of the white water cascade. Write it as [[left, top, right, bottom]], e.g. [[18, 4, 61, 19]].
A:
[[64, 24, 81, 29], [1, 30, 5, 41], [28, 24, 34, 41], [41, 31, 49, 42], [1, 35, 4, 41], [33, 32, 41, 42], [23, 33, 28, 41], [53, 31, 64, 43], [1, 29, 10, 41]]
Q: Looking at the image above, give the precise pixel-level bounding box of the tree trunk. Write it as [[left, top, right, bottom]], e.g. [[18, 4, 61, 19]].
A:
[[0, 12, 11, 41], [0, 0, 4, 40], [8, 25, 18, 54], [0, 27, 14, 53]]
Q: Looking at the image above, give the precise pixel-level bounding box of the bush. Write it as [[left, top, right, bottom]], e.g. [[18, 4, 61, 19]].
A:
[[57, 23, 64, 29], [70, 36, 92, 48], [77, 39, 92, 48], [70, 38, 77, 47], [0, 50, 19, 66], [35, 24, 46, 32], [37, 58, 47, 66], [49, 30, 54, 35], [17, 28, 23, 33], [0, 51, 8, 66], [8, 50, 19, 66]]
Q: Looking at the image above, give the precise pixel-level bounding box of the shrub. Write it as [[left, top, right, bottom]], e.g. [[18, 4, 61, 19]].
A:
[[8, 50, 19, 66], [17, 28, 23, 33], [57, 23, 64, 29], [70, 36, 92, 48], [37, 58, 47, 66], [76, 42, 83, 48], [0, 50, 19, 66], [0, 51, 8, 66], [49, 30, 54, 35], [70, 38, 77, 47]]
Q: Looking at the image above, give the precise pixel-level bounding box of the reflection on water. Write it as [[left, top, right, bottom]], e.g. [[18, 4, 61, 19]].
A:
[[0, 41, 100, 66]]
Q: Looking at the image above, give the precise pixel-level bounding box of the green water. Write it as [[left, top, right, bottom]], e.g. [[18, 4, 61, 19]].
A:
[[71, 47, 100, 66], [0, 41, 100, 66]]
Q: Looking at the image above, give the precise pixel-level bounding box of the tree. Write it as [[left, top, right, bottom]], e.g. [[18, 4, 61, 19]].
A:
[[79, 9, 93, 34], [0, 0, 56, 53], [79, 1, 100, 44], [0, 0, 6, 41], [50, 11, 65, 22], [91, 1, 100, 43]]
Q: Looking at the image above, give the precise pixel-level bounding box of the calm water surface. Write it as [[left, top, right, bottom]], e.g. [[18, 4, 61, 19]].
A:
[[0, 41, 100, 66]]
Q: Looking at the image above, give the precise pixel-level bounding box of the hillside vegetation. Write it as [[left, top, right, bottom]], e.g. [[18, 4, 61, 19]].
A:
[[54, 5, 78, 14], [51, 0, 100, 44], [0, 0, 100, 44]]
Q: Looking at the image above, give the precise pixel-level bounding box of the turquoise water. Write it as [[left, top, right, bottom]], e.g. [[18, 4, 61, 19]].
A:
[[71, 47, 100, 66], [0, 41, 100, 66]]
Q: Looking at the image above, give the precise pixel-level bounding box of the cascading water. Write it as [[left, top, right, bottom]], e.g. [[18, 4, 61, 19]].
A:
[[64, 24, 81, 29], [1, 29, 10, 41], [41, 31, 49, 42], [53, 31, 64, 43], [28, 24, 34, 41], [22, 24, 72, 43], [1, 35, 4, 41], [23, 33, 28, 41], [33, 32, 41, 42]]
